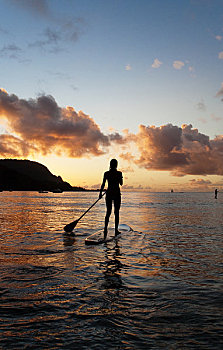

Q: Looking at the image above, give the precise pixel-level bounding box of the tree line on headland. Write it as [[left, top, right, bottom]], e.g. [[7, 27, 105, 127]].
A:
[[0, 159, 87, 192]]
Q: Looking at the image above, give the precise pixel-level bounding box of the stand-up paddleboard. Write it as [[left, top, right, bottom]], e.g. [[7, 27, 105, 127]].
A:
[[85, 224, 132, 245]]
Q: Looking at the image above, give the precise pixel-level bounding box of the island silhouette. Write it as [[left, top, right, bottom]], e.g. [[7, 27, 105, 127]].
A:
[[0, 159, 86, 192]]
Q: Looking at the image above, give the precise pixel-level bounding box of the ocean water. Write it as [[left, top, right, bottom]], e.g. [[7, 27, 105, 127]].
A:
[[0, 191, 222, 349]]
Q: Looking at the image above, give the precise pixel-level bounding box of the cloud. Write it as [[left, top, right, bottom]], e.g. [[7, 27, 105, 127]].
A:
[[10, 0, 85, 44], [134, 123, 223, 176], [0, 134, 36, 157], [0, 89, 125, 158], [89, 183, 101, 190], [47, 70, 73, 81], [9, 0, 50, 17], [122, 184, 145, 190], [135, 124, 187, 171], [120, 165, 134, 173], [189, 178, 212, 188], [151, 58, 163, 69], [10, 0, 84, 52], [216, 35, 222, 41], [188, 66, 195, 76], [28, 27, 61, 51], [109, 132, 127, 144], [173, 60, 185, 70], [218, 51, 223, 59], [196, 101, 206, 111], [28, 21, 84, 52], [0, 44, 22, 59], [1, 89, 222, 177], [119, 152, 136, 163], [216, 82, 223, 99], [125, 64, 132, 71]]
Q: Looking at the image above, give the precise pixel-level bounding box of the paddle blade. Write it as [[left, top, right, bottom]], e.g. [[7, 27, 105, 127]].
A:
[[63, 219, 78, 233]]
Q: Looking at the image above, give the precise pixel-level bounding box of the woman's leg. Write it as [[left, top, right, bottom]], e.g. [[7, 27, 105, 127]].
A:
[[114, 196, 121, 235], [104, 197, 112, 239]]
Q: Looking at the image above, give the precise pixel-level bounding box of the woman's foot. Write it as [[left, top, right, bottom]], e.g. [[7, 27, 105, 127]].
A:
[[115, 230, 121, 236]]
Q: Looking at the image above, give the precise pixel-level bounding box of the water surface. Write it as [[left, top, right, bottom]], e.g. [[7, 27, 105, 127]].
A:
[[0, 191, 222, 349]]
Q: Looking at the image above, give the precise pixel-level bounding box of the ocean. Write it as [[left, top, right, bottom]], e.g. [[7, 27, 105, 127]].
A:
[[0, 191, 222, 349]]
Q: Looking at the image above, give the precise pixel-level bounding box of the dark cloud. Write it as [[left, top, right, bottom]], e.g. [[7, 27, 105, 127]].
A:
[[0, 89, 125, 158], [28, 27, 62, 51], [0, 44, 22, 59], [108, 132, 127, 144], [135, 124, 187, 171], [28, 22, 83, 52], [134, 123, 223, 176], [59, 17, 84, 42], [9, 0, 84, 52], [182, 124, 209, 146], [10, 0, 49, 17]]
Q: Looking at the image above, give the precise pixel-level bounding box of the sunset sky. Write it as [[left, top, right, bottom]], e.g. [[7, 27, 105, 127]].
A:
[[0, 0, 223, 191]]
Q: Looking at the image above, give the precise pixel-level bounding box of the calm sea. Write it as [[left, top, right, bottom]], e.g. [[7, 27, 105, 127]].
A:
[[0, 191, 222, 349]]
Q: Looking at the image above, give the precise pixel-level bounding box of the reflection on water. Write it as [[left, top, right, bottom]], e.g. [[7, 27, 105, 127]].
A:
[[101, 241, 124, 290], [0, 191, 223, 349]]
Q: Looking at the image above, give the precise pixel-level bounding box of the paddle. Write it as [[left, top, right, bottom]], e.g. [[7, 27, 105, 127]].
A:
[[63, 191, 106, 232]]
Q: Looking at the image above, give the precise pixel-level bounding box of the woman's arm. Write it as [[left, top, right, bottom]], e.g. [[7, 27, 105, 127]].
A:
[[119, 172, 123, 186], [99, 173, 106, 198]]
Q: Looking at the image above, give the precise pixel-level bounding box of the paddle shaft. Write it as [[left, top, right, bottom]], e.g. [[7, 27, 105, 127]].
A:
[[64, 191, 106, 232], [76, 191, 106, 223]]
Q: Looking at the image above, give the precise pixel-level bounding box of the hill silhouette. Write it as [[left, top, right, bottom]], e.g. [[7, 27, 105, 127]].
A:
[[0, 159, 85, 191]]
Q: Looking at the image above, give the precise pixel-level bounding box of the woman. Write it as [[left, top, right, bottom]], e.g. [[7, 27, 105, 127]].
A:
[[99, 159, 123, 239]]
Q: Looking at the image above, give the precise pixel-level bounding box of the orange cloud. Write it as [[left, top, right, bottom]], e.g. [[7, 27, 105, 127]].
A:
[[1, 89, 223, 177], [173, 60, 185, 70], [134, 124, 223, 176], [0, 89, 125, 158], [189, 178, 212, 187], [0, 134, 36, 157], [119, 152, 136, 162]]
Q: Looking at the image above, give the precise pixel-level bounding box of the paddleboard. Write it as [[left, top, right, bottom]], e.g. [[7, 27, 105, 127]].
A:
[[85, 224, 132, 245]]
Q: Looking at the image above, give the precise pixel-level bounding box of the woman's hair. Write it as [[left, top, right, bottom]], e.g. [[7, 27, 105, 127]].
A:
[[110, 159, 118, 169]]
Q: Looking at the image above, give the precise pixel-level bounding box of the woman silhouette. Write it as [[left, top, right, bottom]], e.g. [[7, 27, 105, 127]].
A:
[[99, 159, 123, 239]]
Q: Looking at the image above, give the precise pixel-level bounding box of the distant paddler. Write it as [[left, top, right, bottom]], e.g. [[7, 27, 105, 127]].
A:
[[215, 188, 218, 199], [99, 159, 123, 240]]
